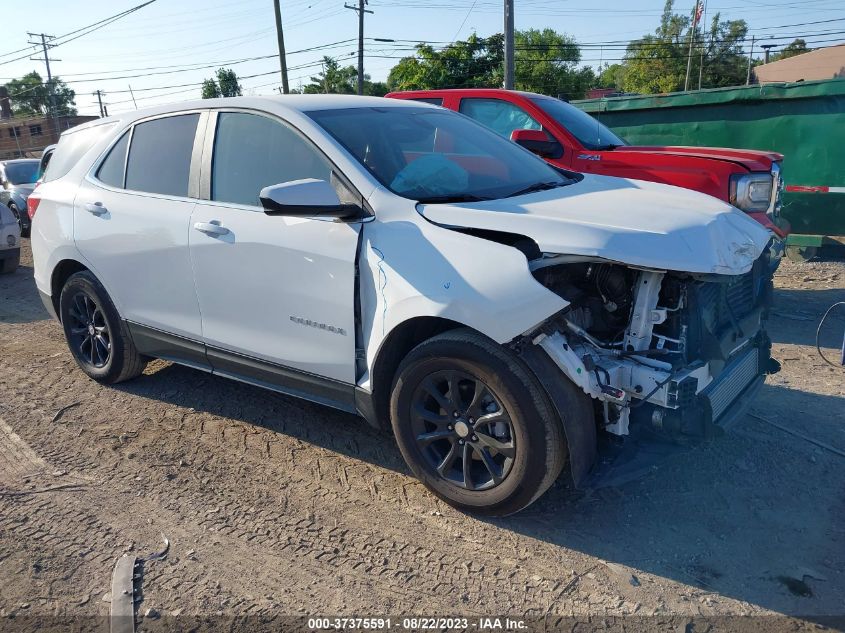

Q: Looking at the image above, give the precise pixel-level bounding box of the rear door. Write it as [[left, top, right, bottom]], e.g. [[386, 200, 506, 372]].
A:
[[73, 112, 206, 344], [189, 110, 360, 385]]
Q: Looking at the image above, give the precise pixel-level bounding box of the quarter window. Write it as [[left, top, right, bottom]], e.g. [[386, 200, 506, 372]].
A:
[[211, 112, 332, 207], [96, 131, 130, 188], [458, 98, 542, 140], [125, 114, 199, 197]]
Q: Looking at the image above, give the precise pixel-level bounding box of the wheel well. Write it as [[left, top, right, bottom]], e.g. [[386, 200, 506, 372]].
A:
[[368, 316, 463, 427], [50, 259, 89, 318]]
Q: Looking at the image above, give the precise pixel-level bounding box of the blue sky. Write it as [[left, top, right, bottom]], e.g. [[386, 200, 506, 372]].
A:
[[2, 0, 844, 116]]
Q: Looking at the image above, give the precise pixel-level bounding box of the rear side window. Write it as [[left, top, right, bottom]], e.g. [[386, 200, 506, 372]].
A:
[[125, 114, 199, 197], [211, 112, 332, 207], [96, 132, 130, 188], [43, 122, 117, 183]]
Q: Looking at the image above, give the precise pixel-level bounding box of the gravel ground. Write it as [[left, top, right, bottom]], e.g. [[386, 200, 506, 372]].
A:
[[1, 241, 844, 630]]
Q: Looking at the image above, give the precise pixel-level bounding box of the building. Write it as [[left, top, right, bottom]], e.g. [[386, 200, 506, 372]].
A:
[[0, 86, 97, 160], [754, 44, 845, 84]]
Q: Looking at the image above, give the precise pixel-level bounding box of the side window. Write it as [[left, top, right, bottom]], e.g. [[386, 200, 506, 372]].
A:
[[459, 98, 542, 140], [96, 131, 130, 188], [44, 122, 117, 183], [211, 112, 333, 207], [125, 114, 199, 197]]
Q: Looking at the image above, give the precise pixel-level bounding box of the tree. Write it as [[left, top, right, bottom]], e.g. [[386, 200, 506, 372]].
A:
[[772, 39, 809, 62], [303, 57, 357, 94], [201, 68, 242, 99], [5, 71, 76, 116], [597, 63, 626, 91], [386, 30, 593, 99], [621, 0, 748, 94]]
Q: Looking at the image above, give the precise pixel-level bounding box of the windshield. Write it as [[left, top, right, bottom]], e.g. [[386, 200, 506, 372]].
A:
[[531, 97, 626, 150], [4, 161, 39, 185], [307, 106, 573, 203]]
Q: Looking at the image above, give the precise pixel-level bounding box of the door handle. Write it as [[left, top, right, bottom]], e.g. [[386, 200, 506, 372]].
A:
[[193, 221, 230, 236], [85, 202, 108, 215]]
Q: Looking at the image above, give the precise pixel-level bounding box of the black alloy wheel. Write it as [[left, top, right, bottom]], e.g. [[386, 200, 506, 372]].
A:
[[410, 369, 516, 491]]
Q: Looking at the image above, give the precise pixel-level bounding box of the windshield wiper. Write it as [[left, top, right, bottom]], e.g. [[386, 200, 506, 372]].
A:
[[506, 181, 566, 198], [592, 143, 620, 150], [416, 193, 491, 204]]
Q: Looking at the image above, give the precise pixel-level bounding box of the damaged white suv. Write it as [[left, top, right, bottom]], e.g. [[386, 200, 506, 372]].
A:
[[30, 96, 779, 515]]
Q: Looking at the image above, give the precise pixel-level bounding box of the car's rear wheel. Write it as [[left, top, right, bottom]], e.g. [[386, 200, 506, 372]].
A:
[[390, 329, 566, 516], [59, 271, 147, 384], [9, 203, 28, 238]]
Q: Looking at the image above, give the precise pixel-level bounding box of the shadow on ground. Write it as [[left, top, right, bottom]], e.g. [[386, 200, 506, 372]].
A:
[[116, 362, 845, 618], [0, 264, 49, 325]]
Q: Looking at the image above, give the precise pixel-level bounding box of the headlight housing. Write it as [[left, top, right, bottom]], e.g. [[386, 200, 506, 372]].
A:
[[730, 172, 774, 212]]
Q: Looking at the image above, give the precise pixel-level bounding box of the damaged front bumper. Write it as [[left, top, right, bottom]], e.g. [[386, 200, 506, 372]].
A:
[[534, 328, 778, 440]]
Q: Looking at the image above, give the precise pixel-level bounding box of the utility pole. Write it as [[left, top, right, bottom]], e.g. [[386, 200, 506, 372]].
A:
[[697, 0, 708, 90], [28, 32, 60, 134], [345, 0, 373, 95], [746, 35, 756, 85], [94, 90, 106, 117], [273, 0, 290, 94], [504, 0, 514, 90]]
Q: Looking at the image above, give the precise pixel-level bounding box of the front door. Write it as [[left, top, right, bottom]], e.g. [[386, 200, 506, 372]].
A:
[[189, 111, 360, 385]]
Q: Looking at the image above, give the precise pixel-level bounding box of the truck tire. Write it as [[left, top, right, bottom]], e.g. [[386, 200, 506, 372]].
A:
[[389, 328, 566, 516], [59, 271, 147, 384]]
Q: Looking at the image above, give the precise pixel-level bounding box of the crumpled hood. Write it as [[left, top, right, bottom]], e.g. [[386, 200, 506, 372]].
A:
[[418, 174, 772, 275]]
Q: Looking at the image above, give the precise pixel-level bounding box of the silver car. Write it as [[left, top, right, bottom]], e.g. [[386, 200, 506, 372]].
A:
[[1, 158, 40, 237]]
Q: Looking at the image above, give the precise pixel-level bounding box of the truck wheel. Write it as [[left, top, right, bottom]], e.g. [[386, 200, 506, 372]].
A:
[[59, 271, 147, 384], [389, 329, 566, 516]]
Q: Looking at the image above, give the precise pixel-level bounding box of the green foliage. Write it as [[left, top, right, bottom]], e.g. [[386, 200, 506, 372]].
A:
[[597, 63, 626, 91], [303, 57, 357, 94], [772, 39, 809, 62], [303, 56, 387, 95], [386, 30, 593, 99], [201, 68, 242, 99], [5, 71, 77, 117], [622, 0, 748, 94]]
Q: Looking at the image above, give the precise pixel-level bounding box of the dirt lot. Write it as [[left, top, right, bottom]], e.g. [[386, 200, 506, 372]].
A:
[[1, 240, 844, 629]]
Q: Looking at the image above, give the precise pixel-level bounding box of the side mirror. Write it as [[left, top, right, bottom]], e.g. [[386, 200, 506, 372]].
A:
[[260, 178, 363, 220], [510, 129, 563, 159]]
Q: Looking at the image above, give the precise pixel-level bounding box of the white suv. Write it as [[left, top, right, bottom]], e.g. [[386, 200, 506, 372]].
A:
[[31, 96, 779, 515]]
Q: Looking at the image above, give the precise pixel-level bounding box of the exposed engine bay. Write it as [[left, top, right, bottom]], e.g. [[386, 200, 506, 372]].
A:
[[527, 249, 780, 440]]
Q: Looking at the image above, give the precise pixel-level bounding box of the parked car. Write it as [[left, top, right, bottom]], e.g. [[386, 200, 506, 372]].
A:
[[1, 158, 40, 237], [0, 202, 20, 274], [38, 144, 57, 183], [386, 89, 788, 239], [31, 96, 779, 515]]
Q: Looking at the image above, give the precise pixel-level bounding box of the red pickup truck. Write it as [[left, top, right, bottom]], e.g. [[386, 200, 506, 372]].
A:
[[386, 88, 788, 237]]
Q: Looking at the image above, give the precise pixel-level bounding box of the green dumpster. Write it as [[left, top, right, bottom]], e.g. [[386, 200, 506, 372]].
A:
[[573, 79, 845, 256]]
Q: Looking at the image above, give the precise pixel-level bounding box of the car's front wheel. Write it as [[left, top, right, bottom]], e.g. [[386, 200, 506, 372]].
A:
[[390, 329, 566, 516], [59, 271, 147, 384]]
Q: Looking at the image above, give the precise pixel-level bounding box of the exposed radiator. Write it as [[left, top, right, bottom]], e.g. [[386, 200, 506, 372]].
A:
[[703, 347, 759, 421]]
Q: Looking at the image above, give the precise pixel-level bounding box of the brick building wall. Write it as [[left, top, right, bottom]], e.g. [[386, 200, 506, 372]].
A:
[[0, 115, 98, 160]]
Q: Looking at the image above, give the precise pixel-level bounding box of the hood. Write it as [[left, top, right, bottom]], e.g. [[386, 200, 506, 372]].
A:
[[418, 174, 772, 275], [617, 146, 782, 172], [10, 183, 36, 197]]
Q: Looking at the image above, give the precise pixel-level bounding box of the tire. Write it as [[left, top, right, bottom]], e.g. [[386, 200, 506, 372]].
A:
[[59, 271, 147, 384], [9, 203, 28, 238], [389, 328, 566, 516], [0, 250, 19, 274]]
